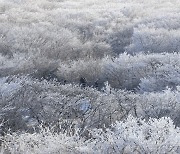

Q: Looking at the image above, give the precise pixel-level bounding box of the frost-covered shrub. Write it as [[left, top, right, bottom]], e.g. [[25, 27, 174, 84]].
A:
[[139, 62, 180, 92], [0, 0, 180, 73], [57, 53, 180, 90], [0, 76, 136, 133], [1, 116, 180, 154], [127, 27, 180, 54], [1, 75, 180, 133], [1, 0, 180, 84], [135, 87, 180, 127], [0, 126, 85, 154], [1, 0, 180, 152], [86, 116, 180, 154]]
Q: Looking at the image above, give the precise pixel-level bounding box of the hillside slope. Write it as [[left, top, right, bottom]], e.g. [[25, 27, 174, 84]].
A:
[[0, 0, 180, 153]]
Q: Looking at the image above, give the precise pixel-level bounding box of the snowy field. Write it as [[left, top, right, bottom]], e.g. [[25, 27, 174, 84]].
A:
[[0, 0, 180, 153]]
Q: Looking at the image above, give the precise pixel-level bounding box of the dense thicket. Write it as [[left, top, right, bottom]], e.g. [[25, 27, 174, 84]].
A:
[[0, 0, 180, 153]]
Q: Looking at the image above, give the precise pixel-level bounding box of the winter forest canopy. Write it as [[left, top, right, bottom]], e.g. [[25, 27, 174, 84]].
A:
[[0, 0, 180, 153]]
